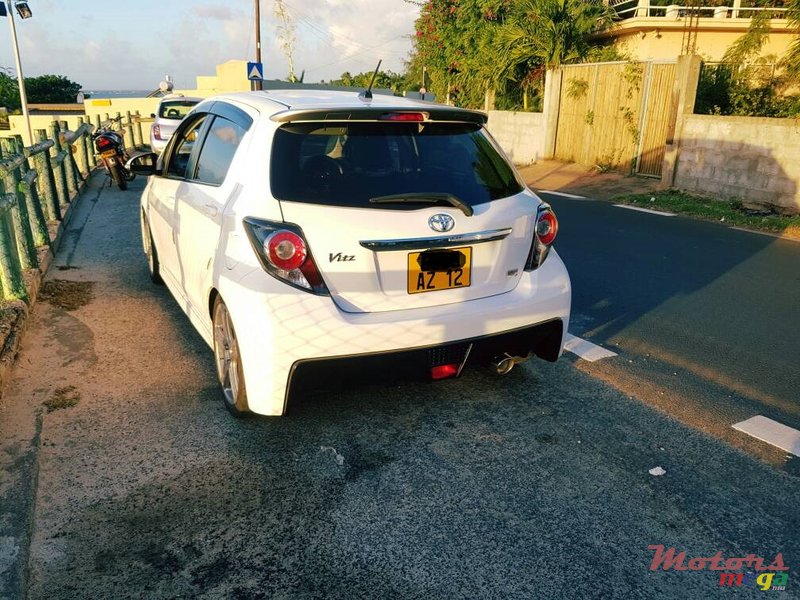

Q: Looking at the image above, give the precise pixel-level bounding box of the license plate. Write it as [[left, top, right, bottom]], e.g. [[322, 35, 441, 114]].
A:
[[407, 247, 472, 294], [100, 150, 116, 158]]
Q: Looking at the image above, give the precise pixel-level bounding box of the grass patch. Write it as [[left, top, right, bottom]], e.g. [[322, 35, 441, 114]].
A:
[[613, 190, 800, 239], [43, 385, 80, 413]]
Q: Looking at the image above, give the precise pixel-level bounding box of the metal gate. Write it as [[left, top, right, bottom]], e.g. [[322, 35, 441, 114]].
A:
[[554, 61, 677, 177]]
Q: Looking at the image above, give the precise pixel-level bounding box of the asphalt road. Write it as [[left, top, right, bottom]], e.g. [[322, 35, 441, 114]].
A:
[[0, 173, 798, 599], [540, 191, 800, 464]]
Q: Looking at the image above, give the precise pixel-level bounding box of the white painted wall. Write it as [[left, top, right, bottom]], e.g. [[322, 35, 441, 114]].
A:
[[485, 111, 544, 166]]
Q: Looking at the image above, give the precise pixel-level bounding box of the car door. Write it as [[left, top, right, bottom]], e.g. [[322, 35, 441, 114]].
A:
[[148, 114, 210, 289], [174, 105, 251, 322]]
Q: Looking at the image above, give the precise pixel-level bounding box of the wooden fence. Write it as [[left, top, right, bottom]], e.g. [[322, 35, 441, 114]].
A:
[[0, 112, 143, 303], [553, 61, 677, 177]]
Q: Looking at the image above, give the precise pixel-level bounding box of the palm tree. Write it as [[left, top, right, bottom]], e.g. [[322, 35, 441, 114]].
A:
[[484, 0, 612, 110], [491, 0, 613, 82]]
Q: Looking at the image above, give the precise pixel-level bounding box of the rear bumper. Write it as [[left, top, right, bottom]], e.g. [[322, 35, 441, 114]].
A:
[[219, 250, 571, 416], [287, 318, 563, 405]]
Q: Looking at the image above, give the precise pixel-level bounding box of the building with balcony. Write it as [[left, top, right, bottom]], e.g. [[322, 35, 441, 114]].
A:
[[596, 1, 795, 62]]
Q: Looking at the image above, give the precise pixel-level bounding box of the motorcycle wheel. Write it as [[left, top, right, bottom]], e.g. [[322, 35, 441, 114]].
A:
[[110, 163, 128, 191]]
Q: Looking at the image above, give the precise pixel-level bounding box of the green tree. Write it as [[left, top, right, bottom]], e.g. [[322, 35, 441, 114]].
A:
[[408, 0, 616, 110], [0, 71, 20, 111], [493, 0, 613, 75], [410, 0, 515, 108], [491, 0, 615, 110], [328, 70, 407, 95], [24, 74, 83, 104]]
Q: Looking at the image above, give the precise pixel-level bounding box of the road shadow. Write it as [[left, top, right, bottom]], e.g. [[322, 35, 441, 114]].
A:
[[546, 140, 799, 467]]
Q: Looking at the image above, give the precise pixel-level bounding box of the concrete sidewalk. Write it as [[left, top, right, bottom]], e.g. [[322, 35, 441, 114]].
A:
[[519, 160, 662, 200]]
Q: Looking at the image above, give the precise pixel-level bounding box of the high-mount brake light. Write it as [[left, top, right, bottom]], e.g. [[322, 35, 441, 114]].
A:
[[266, 230, 307, 271], [379, 112, 426, 122]]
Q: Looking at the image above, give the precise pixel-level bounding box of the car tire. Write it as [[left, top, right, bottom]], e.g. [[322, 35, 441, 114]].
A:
[[141, 215, 163, 285], [212, 296, 249, 417]]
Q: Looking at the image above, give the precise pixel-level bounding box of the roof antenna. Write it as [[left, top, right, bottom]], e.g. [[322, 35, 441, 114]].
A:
[[359, 59, 382, 102]]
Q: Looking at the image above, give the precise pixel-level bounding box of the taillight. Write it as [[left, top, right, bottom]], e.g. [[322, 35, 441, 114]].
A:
[[536, 210, 558, 246], [524, 203, 559, 271], [243, 217, 328, 295], [96, 136, 113, 151], [266, 230, 306, 271], [153, 124, 162, 140]]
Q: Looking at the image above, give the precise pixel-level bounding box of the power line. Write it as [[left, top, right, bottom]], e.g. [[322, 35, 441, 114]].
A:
[[281, 0, 409, 57], [304, 35, 409, 74]]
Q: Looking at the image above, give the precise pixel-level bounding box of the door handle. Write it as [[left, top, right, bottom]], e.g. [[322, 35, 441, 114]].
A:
[[202, 203, 219, 217]]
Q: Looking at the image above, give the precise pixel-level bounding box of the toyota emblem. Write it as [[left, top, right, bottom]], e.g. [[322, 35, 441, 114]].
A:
[[428, 213, 455, 233]]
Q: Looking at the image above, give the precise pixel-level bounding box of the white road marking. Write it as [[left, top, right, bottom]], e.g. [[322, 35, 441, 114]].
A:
[[732, 416, 800, 457], [563, 334, 618, 362], [538, 190, 588, 199], [613, 204, 676, 217]]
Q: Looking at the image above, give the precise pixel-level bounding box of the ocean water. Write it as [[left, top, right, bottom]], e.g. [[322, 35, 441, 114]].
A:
[[83, 90, 153, 99]]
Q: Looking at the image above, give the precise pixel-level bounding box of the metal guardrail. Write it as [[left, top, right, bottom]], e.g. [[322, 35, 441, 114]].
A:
[[0, 111, 145, 303], [0, 120, 96, 302]]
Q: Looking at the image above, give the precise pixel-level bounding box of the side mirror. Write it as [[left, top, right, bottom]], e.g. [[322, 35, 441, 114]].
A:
[[126, 151, 160, 176]]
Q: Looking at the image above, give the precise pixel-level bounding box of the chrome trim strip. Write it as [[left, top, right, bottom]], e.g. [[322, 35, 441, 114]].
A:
[[359, 228, 513, 252]]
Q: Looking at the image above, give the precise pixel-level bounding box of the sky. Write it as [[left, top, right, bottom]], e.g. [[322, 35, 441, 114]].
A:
[[0, 0, 421, 91]]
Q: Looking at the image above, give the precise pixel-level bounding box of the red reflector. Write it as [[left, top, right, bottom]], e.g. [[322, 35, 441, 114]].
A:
[[379, 112, 426, 122], [431, 364, 458, 380]]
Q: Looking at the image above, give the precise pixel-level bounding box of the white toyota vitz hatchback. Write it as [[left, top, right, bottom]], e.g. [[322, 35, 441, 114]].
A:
[[128, 90, 571, 417]]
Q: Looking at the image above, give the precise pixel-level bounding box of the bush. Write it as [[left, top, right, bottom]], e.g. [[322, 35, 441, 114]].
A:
[[695, 63, 800, 117]]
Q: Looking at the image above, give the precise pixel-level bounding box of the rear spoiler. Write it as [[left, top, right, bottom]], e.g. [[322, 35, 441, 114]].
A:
[[270, 106, 488, 125]]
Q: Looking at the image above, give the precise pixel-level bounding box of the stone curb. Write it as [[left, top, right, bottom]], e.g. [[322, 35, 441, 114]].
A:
[[0, 172, 92, 397]]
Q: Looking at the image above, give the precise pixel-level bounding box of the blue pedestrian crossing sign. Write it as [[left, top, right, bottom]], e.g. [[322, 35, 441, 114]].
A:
[[247, 62, 264, 81]]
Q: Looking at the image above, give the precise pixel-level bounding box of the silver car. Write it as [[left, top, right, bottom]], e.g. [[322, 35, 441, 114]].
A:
[[149, 95, 202, 153]]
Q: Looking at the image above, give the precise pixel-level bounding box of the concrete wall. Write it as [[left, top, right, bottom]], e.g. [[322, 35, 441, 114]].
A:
[[610, 22, 795, 63], [3, 114, 82, 144], [675, 115, 800, 214], [486, 110, 544, 166]]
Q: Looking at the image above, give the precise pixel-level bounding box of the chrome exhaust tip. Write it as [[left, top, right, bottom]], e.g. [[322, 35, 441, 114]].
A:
[[493, 354, 516, 375]]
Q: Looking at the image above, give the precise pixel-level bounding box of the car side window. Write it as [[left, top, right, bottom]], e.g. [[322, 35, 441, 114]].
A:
[[193, 116, 246, 186], [165, 115, 207, 179]]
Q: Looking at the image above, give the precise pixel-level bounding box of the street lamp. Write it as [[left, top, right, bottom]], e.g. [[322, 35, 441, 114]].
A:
[[14, 2, 31, 19], [2, 0, 33, 144]]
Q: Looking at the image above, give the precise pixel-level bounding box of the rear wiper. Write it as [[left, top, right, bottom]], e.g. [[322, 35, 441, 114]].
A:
[[369, 193, 474, 217]]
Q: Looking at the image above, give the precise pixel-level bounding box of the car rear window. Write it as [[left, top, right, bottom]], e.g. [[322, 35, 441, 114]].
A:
[[159, 101, 197, 120], [270, 122, 523, 208]]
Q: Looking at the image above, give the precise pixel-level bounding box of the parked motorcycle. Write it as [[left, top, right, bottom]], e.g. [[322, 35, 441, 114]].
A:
[[92, 117, 134, 190]]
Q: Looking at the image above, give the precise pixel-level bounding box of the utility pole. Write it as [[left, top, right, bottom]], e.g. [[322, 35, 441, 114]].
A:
[[254, 0, 263, 91], [5, 0, 32, 145]]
